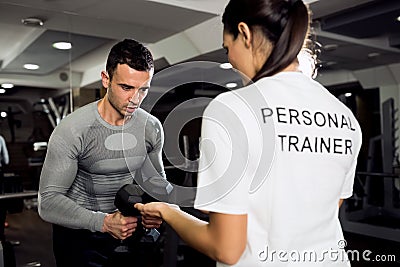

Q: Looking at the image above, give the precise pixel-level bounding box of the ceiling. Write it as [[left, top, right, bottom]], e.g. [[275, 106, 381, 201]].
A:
[[0, 0, 400, 115]]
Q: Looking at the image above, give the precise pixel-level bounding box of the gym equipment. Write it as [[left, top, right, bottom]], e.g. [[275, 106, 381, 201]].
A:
[[0, 191, 37, 267], [114, 184, 160, 243], [161, 135, 215, 267], [33, 94, 70, 129], [0, 240, 16, 267], [340, 98, 400, 242], [0, 242, 3, 267]]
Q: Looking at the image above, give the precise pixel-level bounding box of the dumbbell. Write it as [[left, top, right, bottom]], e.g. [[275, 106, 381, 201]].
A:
[[114, 184, 160, 242]]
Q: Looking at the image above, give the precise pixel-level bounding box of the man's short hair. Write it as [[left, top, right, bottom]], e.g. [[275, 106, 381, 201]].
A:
[[106, 39, 154, 80]]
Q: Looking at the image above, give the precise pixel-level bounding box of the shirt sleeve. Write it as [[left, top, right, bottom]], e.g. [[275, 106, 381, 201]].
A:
[[194, 95, 252, 214], [136, 115, 177, 203], [147, 117, 166, 179], [38, 127, 106, 232], [340, 119, 363, 199], [340, 151, 363, 199]]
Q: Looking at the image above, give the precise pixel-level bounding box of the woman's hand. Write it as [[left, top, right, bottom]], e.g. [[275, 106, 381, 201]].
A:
[[135, 202, 179, 228]]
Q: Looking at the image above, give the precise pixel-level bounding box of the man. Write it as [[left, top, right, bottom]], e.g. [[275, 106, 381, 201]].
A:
[[38, 39, 164, 267]]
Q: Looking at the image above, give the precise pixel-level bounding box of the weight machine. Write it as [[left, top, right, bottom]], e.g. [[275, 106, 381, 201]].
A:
[[33, 94, 70, 129], [340, 98, 400, 242]]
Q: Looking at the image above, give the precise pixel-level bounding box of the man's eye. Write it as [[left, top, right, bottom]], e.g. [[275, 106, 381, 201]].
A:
[[140, 88, 148, 92]]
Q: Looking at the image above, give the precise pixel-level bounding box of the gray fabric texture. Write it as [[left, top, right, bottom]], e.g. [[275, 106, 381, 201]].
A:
[[38, 101, 165, 232]]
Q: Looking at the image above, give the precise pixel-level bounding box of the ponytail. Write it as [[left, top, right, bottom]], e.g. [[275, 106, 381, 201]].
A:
[[253, 1, 309, 81], [222, 0, 311, 82]]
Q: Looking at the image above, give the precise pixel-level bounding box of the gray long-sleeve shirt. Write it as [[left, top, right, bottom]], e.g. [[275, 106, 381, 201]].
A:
[[38, 101, 165, 232]]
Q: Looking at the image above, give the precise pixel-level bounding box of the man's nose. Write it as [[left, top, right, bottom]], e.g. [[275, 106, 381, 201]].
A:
[[129, 89, 140, 103]]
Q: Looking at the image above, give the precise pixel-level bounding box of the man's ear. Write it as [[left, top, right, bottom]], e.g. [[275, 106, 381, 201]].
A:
[[101, 71, 109, 89], [238, 22, 252, 48]]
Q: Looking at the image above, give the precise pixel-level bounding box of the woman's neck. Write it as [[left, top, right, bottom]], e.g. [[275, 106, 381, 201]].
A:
[[281, 61, 300, 73]]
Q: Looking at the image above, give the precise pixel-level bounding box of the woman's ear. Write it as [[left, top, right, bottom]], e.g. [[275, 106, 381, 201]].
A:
[[238, 22, 252, 48]]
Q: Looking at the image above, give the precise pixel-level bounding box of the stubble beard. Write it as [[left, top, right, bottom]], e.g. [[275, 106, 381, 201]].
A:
[[107, 86, 132, 121]]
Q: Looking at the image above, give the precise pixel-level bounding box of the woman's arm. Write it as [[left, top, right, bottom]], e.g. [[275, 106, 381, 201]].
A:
[[135, 202, 247, 265], [339, 199, 344, 208]]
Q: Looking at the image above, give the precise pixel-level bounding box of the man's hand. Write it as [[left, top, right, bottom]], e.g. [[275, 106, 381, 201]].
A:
[[101, 211, 138, 240]]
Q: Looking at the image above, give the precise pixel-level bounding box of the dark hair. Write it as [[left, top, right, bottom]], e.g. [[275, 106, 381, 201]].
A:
[[106, 39, 154, 81], [222, 0, 310, 81]]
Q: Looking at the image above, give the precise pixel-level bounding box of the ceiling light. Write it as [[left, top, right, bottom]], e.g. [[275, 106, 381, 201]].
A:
[[0, 111, 7, 118], [0, 89, 6, 94], [345, 93, 352, 97], [397, 16, 400, 22], [21, 17, 44, 27], [226, 82, 238, 89], [52, 42, 72, 50], [23, 63, 40, 70], [220, 63, 232, 69], [1, 83, 14, 89]]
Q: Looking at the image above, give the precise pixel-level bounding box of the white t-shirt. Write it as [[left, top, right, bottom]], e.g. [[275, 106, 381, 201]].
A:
[[194, 72, 362, 266]]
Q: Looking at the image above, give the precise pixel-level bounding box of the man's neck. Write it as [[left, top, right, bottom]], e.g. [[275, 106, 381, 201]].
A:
[[97, 97, 127, 126]]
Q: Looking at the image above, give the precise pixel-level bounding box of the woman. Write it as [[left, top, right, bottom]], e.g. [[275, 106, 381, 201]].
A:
[[136, 0, 362, 266]]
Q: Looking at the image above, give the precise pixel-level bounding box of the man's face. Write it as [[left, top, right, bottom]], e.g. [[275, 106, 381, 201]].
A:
[[101, 64, 153, 117]]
